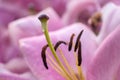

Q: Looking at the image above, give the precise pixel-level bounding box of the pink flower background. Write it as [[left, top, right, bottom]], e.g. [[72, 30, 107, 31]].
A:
[[0, 0, 120, 80]]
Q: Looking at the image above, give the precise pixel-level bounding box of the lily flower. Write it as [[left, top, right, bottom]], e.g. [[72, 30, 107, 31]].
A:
[[19, 10, 120, 79], [19, 15, 97, 80], [3, 2, 120, 80]]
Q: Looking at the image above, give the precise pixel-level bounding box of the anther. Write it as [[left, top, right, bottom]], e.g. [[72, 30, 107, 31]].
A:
[[41, 44, 49, 69], [74, 30, 84, 52], [68, 33, 75, 51], [54, 41, 67, 51], [78, 41, 82, 66]]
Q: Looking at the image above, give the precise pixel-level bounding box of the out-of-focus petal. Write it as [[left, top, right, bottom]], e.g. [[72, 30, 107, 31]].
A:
[[1, 0, 42, 12], [5, 58, 29, 74], [86, 25, 120, 80], [97, 3, 120, 43], [1, 0, 69, 16], [0, 65, 34, 80], [9, 8, 63, 46], [0, 74, 30, 80], [0, 26, 21, 62], [0, 2, 29, 26], [39, 0, 69, 16], [96, 0, 120, 6], [0, 2, 30, 63]]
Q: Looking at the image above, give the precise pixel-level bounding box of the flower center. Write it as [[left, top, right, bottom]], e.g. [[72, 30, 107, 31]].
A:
[[88, 12, 102, 35], [38, 14, 85, 80]]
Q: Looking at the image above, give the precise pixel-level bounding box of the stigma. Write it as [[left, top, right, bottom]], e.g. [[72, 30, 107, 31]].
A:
[[39, 14, 85, 80]]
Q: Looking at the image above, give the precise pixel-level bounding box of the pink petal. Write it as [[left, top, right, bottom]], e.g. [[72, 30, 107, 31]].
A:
[[5, 58, 29, 74], [0, 63, 37, 80], [0, 26, 21, 62], [98, 3, 120, 43], [0, 2, 29, 62], [9, 8, 63, 46], [86, 25, 120, 80], [19, 23, 97, 78]]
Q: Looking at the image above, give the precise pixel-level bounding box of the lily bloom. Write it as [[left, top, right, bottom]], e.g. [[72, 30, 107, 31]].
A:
[[19, 10, 120, 80], [19, 18, 97, 80], [5, 2, 120, 80]]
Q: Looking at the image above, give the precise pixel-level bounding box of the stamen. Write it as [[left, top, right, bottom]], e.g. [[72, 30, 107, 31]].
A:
[[58, 48, 78, 80], [41, 44, 49, 69], [78, 41, 82, 66], [54, 41, 67, 51], [47, 52, 71, 80], [73, 44, 84, 80], [68, 33, 75, 51], [74, 30, 84, 52]]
